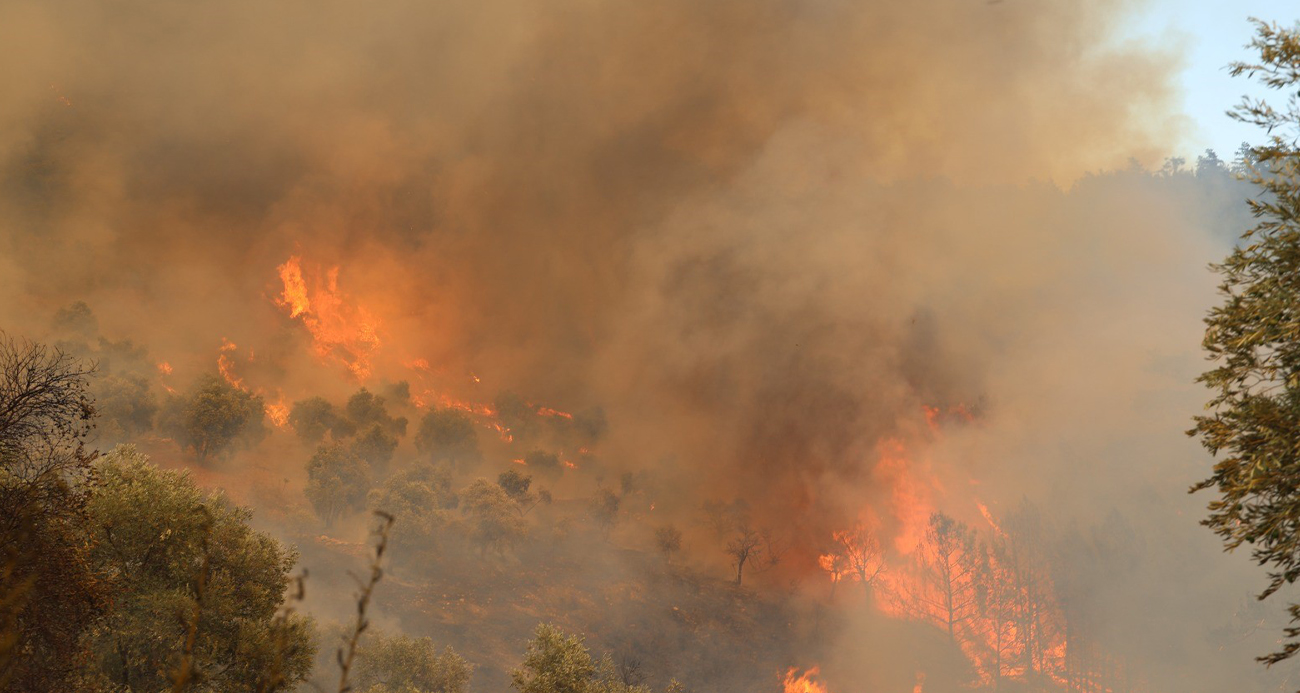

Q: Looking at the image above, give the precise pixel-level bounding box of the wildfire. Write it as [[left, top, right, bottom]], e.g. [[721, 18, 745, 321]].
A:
[[266, 396, 290, 430], [923, 405, 941, 432], [404, 361, 572, 445], [873, 437, 935, 554], [275, 255, 382, 381], [157, 361, 176, 394], [217, 339, 246, 391], [49, 84, 72, 107], [818, 496, 1084, 689], [976, 502, 1005, 538], [782, 667, 829, 693], [817, 553, 846, 584], [815, 403, 1106, 691], [212, 340, 294, 430], [922, 403, 976, 433], [819, 524, 885, 594]]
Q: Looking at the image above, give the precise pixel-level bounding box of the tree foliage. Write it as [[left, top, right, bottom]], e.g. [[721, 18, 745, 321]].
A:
[[346, 388, 409, 438], [498, 469, 546, 516], [512, 624, 669, 693], [92, 373, 157, 442], [525, 450, 562, 478], [85, 445, 314, 691], [353, 630, 472, 693], [368, 463, 459, 559], [160, 374, 266, 462], [1191, 19, 1300, 666], [289, 396, 341, 444], [353, 424, 400, 475], [306, 442, 372, 528], [654, 525, 682, 562], [415, 409, 482, 469], [460, 479, 527, 555], [590, 489, 621, 535], [0, 336, 104, 692]]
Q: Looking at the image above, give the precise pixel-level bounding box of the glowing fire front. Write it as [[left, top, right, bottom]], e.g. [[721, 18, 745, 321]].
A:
[[275, 255, 382, 381], [812, 408, 1119, 691], [782, 667, 829, 693], [211, 339, 290, 430]]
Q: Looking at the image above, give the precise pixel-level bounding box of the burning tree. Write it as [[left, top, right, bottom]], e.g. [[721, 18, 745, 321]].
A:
[[976, 536, 1019, 687], [524, 449, 563, 477], [913, 513, 982, 644], [995, 502, 1063, 682], [820, 523, 886, 599]]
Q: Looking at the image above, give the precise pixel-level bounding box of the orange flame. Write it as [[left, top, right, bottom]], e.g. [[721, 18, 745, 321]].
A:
[[817, 553, 845, 584], [976, 501, 1005, 539], [217, 339, 246, 391], [782, 667, 829, 693], [275, 255, 381, 381], [873, 438, 934, 554], [157, 361, 176, 393], [266, 396, 290, 430], [923, 405, 941, 432]]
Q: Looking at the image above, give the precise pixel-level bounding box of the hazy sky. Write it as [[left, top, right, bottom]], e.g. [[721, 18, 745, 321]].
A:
[[1134, 1, 1300, 159]]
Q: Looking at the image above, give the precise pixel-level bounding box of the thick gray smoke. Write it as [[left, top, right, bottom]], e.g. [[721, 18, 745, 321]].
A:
[[0, 0, 1288, 689]]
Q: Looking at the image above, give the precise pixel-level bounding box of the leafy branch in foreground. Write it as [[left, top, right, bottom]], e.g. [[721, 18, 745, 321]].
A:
[[1191, 18, 1300, 667]]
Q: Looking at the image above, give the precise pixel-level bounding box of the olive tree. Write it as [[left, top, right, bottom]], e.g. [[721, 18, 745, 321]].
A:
[[415, 409, 481, 469], [0, 336, 104, 693], [160, 374, 265, 462], [1191, 19, 1300, 666], [460, 479, 527, 555], [352, 630, 472, 693], [85, 445, 314, 691], [306, 443, 371, 528]]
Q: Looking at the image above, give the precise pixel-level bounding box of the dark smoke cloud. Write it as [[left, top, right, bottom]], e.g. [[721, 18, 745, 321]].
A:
[[0, 0, 1281, 689]]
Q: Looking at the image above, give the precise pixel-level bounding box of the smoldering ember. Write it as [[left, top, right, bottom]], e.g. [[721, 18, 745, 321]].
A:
[[5, 2, 1300, 692]]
